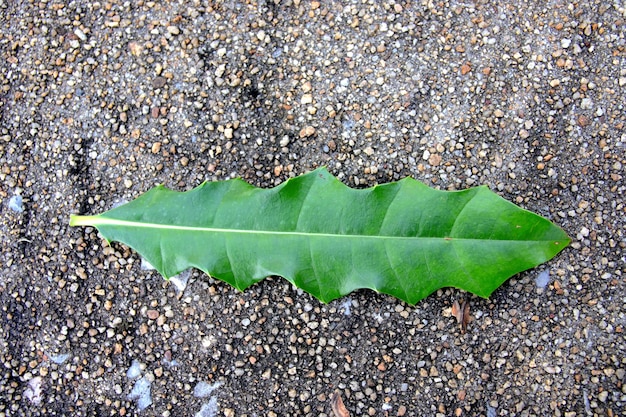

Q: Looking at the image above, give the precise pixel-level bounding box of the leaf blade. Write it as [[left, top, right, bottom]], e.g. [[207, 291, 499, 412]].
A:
[[69, 168, 570, 304]]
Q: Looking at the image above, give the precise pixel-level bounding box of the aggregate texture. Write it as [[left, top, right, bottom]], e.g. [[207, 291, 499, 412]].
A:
[[0, 1, 624, 416]]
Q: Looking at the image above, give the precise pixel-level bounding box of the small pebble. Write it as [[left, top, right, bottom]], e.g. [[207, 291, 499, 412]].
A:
[[580, 98, 593, 109], [9, 195, 23, 212], [74, 29, 87, 41], [535, 270, 550, 288], [169, 271, 190, 293], [48, 353, 70, 364], [147, 309, 160, 320], [299, 126, 316, 137], [152, 77, 167, 89]]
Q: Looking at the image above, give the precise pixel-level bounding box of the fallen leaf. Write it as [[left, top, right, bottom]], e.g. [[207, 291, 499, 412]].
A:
[[451, 299, 471, 333], [70, 167, 570, 305], [331, 391, 350, 417]]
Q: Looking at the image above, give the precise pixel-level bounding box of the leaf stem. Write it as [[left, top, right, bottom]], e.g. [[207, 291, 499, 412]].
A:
[[69, 214, 100, 227]]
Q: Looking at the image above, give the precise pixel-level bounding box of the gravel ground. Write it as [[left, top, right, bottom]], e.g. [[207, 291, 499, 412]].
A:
[[1, 0, 625, 416]]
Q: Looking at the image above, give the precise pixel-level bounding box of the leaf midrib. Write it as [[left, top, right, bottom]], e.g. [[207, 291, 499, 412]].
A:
[[70, 215, 562, 243]]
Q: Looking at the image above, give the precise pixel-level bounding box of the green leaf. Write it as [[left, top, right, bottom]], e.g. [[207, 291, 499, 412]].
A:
[[69, 168, 570, 304]]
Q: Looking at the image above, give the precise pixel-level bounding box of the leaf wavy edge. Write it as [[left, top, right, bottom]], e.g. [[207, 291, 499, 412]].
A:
[[70, 167, 570, 305]]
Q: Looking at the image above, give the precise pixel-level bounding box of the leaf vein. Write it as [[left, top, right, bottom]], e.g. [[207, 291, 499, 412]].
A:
[[85, 218, 558, 243]]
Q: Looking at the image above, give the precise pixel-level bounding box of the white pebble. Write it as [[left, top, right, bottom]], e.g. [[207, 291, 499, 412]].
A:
[[24, 377, 43, 405], [9, 195, 23, 212], [167, 26, 180, 35], [339, 298, 352, 316], [140, 258, 156, 271], [128, 377, 152, 411], [195, 397, 219, 417], [535, 270, 550, 289], [215, 64, 226, 78], [169, 270, 190, 293], [74, 28, 87, 41], [126, 359, 142, 379], [49, 353, 70, 364], [194, 381, 222, 398]]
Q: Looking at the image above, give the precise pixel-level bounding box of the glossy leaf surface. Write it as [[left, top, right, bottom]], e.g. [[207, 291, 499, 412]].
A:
[[70, 168, 570, 304]]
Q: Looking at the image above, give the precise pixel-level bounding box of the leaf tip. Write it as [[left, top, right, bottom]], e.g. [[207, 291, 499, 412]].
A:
[[552, 233, 572, 250]]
